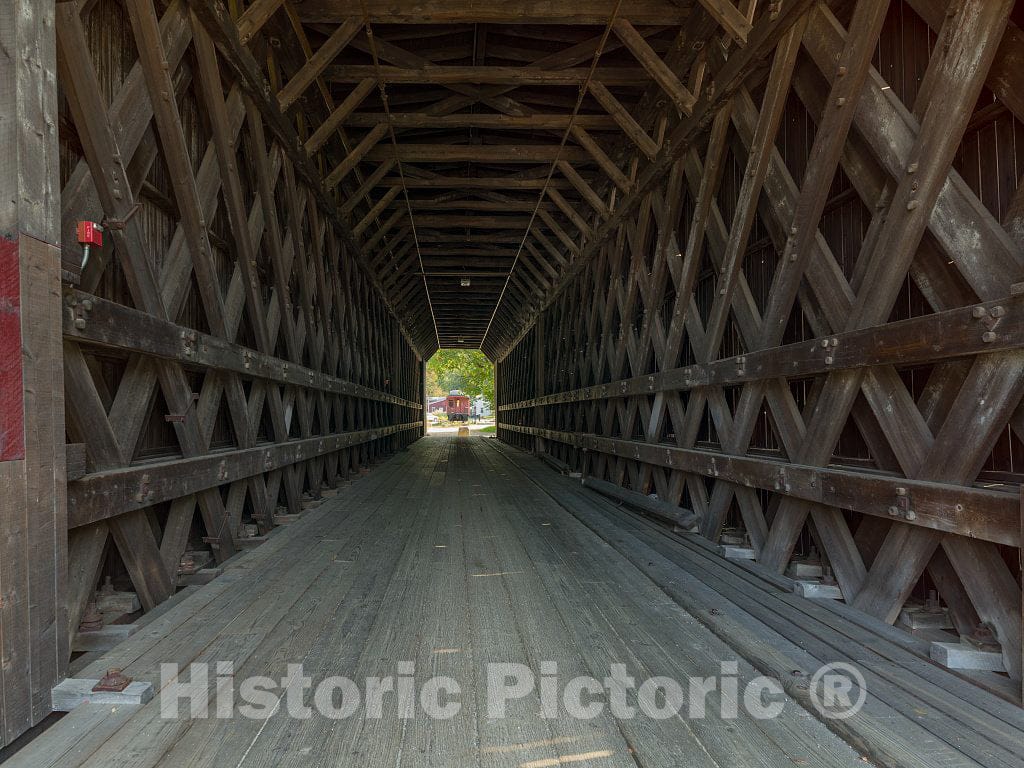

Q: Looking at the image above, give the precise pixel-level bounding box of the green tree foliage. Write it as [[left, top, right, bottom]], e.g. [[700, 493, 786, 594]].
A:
[[426, 350, 494, 404]]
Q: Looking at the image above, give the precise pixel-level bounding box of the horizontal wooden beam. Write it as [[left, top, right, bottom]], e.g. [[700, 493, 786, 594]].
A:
[[63, 289, 422, 410], [410, 214, 536, 228], [343, 114, 619, 130], [499, 294, 1024, 410], [417, 274, 509, 280], [69, 423, 423, 528], [502, 425, 1020, 547], [326, 65, 652, 86], [381, 177, 576, 190], [295, 0, 684, 24], [418, 249, 518, 259], [417, 233, 526, 243], [364, 144, 592, 164], [405, 200, 557, 213]]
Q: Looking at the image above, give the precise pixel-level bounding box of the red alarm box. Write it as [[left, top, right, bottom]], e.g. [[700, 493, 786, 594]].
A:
[[76, 221, 103, 248]]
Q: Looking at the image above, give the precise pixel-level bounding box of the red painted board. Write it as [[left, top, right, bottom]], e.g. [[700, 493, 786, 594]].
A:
[[0, 237, 25, 461]]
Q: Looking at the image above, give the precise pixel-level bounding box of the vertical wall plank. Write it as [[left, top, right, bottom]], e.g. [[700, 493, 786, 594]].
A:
[[0, 0, 66, 747]]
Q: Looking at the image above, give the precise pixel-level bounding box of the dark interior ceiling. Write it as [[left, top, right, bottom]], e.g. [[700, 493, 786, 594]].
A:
[[270, 0, 757, 358]]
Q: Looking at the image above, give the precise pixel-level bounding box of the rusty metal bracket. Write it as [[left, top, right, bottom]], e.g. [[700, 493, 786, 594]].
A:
[[92, 668, 132, 693]]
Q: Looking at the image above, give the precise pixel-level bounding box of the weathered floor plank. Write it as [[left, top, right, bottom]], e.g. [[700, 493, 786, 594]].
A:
[[9, 435, 1022, 768]]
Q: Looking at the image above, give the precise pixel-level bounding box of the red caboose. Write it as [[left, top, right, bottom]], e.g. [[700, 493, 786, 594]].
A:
[[446, 393, 470, 422]]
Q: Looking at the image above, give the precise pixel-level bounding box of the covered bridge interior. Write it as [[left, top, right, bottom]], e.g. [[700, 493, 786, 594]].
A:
[[2, 0, 1024, 765]]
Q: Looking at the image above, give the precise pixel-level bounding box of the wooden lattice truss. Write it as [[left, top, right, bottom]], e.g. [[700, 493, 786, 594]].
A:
[[498, 0, 1024, 683], [58, 0, 424, 643]]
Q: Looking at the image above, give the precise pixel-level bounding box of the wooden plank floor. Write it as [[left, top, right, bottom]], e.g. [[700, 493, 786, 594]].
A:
[[10, 435, 1023, 768]]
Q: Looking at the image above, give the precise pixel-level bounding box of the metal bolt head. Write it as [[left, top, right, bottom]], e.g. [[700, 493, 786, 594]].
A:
[[982, 331, 997, 343]]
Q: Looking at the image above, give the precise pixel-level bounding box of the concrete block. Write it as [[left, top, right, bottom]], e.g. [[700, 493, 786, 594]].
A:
[[793, 580, 843, 599], [720, 545, 757, 560], [96, 590, 140, 616], [930, 642, 1005, 672], [72, 624, 138, 652], [898, 604, 952, 630], [52, 678, 154, 711], [786, 561, 824, 579]]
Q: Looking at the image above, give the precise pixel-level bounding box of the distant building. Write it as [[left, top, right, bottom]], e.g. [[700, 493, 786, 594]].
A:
[[427, 396, 448, 413], [471, 394, 493, 418]]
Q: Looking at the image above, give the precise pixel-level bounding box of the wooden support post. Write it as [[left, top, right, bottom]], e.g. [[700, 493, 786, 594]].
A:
[[421, 358, 429, 436], [534, 314, 546, 455], [0, 0, 66, 747]]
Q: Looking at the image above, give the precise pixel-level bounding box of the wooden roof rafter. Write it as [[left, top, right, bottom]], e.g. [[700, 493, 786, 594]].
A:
[[219, 1, 819, 352]]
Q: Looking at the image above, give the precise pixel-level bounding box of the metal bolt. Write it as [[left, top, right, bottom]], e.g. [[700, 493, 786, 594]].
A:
[[905, 510, 917, 521], [972, 306, 987, 318], [907, 200, 919, 210], [836, 97, 847, 106], [888, 505, 899, 516], [74, 317, 86, 330], [982, 331, 997, 343], [990, 306, 1005, 318]]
